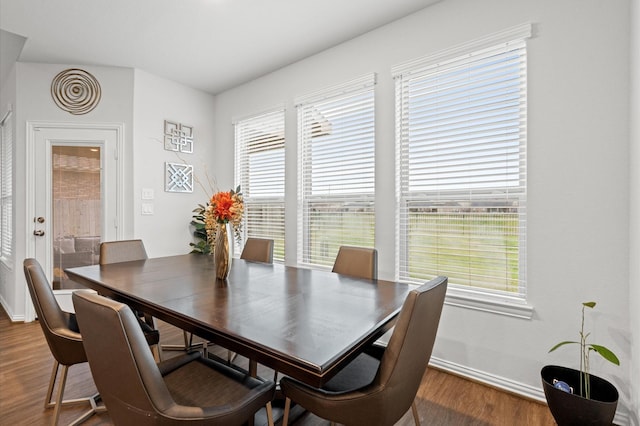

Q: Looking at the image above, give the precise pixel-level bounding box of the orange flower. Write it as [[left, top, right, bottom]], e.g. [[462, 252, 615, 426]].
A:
[[204, 186, 244, 247], [211, 191, 234, 222]]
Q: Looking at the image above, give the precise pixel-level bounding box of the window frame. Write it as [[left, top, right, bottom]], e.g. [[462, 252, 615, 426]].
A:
[[234, 108, 286, 262], [296, 74, 377, 269], [393, 25, 533, 319]]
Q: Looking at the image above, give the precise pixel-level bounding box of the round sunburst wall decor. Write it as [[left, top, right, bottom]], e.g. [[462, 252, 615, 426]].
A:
[[51, 68, 102, 115]]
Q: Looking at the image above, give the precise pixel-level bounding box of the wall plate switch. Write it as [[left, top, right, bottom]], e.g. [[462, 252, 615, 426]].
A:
[[142, 188, 154, 200], [141, 203, 154, 215]]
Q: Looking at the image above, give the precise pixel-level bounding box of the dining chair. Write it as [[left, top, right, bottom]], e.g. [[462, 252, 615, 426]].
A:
[[240, 237, 274, 263], [331, 246, 378, 280], [23, 258, 106, 426], [72, 290, 276, 426], [280, 275, 448, 426], [99, 238, 148, 264], [99, 239, 165, 361]]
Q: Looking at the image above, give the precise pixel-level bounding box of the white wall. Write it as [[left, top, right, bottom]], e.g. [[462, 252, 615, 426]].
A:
[[2, 62, 135, 320], [213, 0, 633, 422], [132, 69, 216, 257], [1, 64, 216, 320], [629, 0, 639, 423]]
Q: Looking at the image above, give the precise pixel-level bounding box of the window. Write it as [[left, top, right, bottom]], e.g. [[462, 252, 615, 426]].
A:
[[395, 26, 530, 306], [0, 107, 13, 262], [235, 109, 286, 262], [297, 74, 376, 267]]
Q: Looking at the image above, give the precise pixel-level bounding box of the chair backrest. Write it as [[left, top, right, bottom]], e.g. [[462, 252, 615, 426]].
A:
[[99, 239, 148, 265], [331, 246, 378, 280], [240, 238, 274, 263], [72, 291, 176, 424], [23, 258, 86, 366], [373, 276, 447, 423]]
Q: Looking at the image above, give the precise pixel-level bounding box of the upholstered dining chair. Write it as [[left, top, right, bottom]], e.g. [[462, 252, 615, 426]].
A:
[[73, 290, 276, 426], [280, 275, 448, 426], [240, 237, 274, 263], [99, 239, 165, 361], [23, 258, 106, 426], [331, 246, 378, 280], [99, 238, 148, 264]]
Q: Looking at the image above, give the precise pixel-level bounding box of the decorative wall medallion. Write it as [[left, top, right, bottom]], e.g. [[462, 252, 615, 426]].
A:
[[51, 68, 102, 115], [165, 162, 194, 193], [164, 120, 194, 153]]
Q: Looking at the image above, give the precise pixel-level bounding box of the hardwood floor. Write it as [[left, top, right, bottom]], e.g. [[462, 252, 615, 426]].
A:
[[0, 307, 555, 425]]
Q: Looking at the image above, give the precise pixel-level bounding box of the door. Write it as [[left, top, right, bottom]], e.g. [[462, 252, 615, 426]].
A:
[[27, 123, 122, 302]]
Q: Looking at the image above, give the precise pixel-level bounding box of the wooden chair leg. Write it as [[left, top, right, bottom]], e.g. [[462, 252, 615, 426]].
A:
[[283, 397, 291, 426], [52, 364, 69, 425], [45, 361, 105, 425], [45, 361, 60, 409], [411, 400, 420, 426], [152, 344, 162, 362], [266, 401, 274, 426]]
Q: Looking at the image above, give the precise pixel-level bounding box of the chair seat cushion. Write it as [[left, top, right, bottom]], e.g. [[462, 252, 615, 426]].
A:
[[323, 353, 380, 393], [160, 355, 275, 423]]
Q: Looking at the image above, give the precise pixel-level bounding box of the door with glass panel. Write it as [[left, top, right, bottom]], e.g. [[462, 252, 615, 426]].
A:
[[31, 125, 119, 290]]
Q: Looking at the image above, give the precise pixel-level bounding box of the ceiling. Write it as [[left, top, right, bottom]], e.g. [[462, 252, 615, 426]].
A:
[[0, 0, 441, 95]]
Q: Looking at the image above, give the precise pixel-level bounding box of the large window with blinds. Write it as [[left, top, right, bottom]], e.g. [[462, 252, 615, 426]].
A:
[[235, 109, 286, 262], [297, 75, 375, 267], [395, 26, 529, 302], [0, 108, 13, 262]]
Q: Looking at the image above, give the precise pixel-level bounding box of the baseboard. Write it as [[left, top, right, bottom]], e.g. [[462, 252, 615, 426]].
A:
[[429, 356, 631, 426], [0, 293, 24, 322], [429, 356, 546, 403]]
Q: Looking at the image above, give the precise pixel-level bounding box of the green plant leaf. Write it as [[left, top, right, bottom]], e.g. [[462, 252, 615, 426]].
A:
[[590, 344, 620, 365], [549, 341, 579, 352], [583, 301, 596, 308]]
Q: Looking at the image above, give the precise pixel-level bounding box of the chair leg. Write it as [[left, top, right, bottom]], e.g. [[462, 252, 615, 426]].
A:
[[283, 397, 291, 426], [151, 343, 162, 362], [45, 361, 107, 426], [45, 361, 60, 409], [52, 364, 68, 425], [265, 401, 274, 426], [411, 400, 420, 426]]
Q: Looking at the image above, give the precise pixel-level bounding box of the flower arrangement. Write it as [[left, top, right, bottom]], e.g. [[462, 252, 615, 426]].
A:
[[204, 186, 244, 249]]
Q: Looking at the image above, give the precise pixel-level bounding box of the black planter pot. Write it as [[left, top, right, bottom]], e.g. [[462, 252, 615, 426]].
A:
[[541, 365, 618, 426]]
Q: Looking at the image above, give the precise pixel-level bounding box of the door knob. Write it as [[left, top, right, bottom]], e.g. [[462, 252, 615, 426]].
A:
[[33, 230, 45, 236]]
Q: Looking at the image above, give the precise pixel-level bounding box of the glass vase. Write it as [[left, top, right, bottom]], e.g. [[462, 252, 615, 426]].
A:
[[214, 223, 231, 280]]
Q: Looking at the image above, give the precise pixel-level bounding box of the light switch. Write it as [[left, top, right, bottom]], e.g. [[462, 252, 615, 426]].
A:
[[142, 188, 154, 200], [141, 203, 154, 215]]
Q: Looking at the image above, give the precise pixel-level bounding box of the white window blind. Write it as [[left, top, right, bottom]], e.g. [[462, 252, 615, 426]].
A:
[[235, 109, 285, 262], [297, 74, 376, 267], [1, 107, 13, 260], [395, 31, 528, 299]]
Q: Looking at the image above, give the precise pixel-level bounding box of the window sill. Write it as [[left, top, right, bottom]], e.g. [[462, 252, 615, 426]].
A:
[[442, 287, 534, 320]]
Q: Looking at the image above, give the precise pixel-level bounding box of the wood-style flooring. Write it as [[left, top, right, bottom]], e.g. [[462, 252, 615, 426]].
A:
[[0, 307, 556, 425]]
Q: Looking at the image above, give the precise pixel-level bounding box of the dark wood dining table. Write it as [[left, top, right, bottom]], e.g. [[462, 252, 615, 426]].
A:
[[65, 254, 411, 387]]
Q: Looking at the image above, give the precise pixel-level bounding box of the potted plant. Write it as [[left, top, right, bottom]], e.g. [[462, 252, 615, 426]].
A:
[[189, 203, 211, 254], [542, 302, 620, 426]]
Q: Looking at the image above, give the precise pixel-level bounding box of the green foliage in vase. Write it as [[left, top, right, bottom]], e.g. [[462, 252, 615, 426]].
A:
[[189, 203, 211, 255]]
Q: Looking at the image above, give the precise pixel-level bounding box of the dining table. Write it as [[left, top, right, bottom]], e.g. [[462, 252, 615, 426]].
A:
[[65, 254, 412, 388]]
